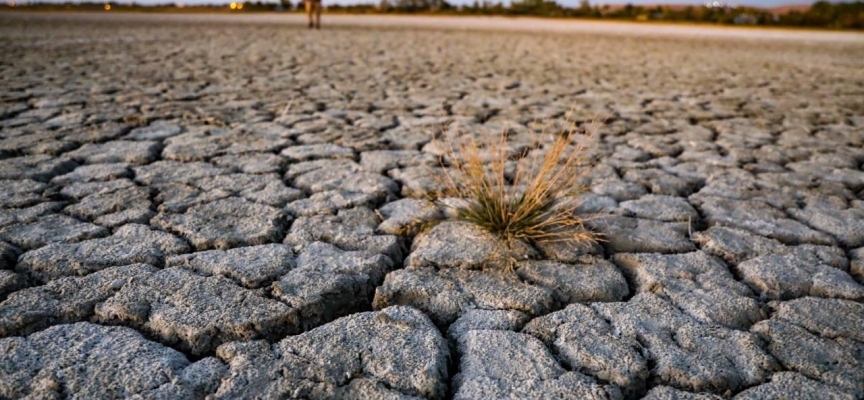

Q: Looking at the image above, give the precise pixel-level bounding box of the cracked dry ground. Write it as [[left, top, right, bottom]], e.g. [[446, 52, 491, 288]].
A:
[[1, 13, 864, 400]]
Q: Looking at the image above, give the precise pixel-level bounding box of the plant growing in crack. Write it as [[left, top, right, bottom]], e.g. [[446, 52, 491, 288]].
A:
[[427, 121, 601, 269]]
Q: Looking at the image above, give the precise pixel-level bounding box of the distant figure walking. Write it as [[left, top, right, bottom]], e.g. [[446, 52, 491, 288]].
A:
[[305, 0, 321, 29]]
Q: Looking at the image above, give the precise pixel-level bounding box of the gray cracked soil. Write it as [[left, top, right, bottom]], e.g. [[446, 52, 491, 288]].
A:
[[0, 12, 863, 400]]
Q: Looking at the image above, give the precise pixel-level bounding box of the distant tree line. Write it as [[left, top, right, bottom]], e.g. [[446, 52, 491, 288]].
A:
[[332, 0, 863, 29], [5, 0, 863, 29], [3, 2, 290, 12]]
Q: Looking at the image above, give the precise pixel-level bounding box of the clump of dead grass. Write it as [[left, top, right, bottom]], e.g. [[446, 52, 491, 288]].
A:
[[433, 123, 598, 250]]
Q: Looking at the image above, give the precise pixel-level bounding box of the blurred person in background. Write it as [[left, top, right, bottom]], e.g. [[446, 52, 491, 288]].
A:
[[306, 0, 321, 29]]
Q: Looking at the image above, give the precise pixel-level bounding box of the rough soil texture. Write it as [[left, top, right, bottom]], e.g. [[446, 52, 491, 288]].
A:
[[1, 12, 863, 399]]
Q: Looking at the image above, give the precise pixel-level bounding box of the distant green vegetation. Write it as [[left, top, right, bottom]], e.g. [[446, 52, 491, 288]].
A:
[[4, 0, 863, 29], [340, 0, 864, 29]]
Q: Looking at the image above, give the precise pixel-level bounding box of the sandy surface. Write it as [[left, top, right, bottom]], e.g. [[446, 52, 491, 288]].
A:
[[5, 11, 864, 43]]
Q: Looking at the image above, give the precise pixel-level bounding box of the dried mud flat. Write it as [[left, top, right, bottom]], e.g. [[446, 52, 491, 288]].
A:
[[1, 12, 864, 400]]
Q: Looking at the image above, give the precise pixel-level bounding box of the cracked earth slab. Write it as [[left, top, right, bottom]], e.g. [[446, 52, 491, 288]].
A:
[[211, 306, 448, 399], [0, 322, 227, 399]]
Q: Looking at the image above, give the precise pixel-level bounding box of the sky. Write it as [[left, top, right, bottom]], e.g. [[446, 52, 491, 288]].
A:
[[27, 0, 817, 10]]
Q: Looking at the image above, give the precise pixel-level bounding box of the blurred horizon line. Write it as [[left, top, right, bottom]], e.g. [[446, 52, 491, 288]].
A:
[[4, 0, 847, 9]]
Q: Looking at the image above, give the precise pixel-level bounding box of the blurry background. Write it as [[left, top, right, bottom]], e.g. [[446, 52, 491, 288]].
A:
[[2, 0, 863, 30]]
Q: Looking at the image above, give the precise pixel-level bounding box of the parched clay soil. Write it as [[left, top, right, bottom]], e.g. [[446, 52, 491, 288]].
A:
[[0, 12, 863, 400]]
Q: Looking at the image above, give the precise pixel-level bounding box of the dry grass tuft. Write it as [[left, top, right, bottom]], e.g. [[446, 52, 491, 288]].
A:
[[433, 122, 598, 249]]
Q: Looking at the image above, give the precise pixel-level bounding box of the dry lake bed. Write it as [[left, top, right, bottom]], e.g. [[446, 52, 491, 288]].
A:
[[1, 12, 863, 399]]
